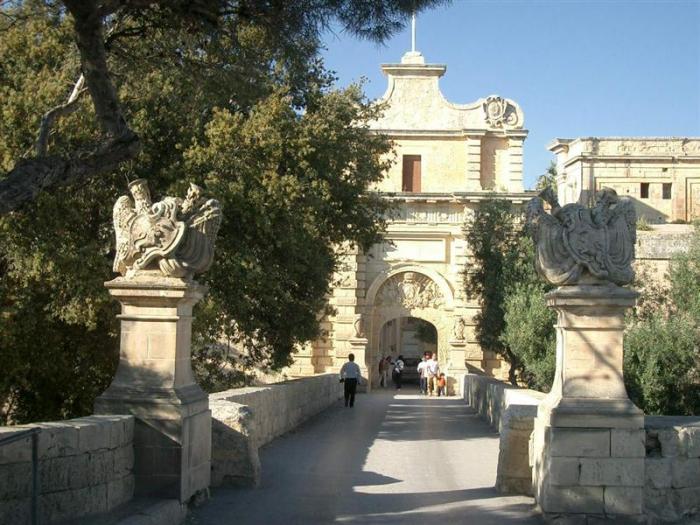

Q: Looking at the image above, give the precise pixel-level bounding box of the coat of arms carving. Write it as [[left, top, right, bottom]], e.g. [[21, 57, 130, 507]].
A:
[[113, 179, 222, 280]]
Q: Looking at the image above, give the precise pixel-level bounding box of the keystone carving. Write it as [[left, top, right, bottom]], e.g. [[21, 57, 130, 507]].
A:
[[526, 187, 636, 286], [113, 179, 222, 279], [376, 272, 444, 309]]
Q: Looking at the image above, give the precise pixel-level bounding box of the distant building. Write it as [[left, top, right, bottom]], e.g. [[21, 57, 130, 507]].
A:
[[291, 50, 531, 386], [549, 137, 700, 223]]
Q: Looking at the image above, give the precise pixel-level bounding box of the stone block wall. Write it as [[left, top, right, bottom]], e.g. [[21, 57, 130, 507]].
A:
[[462, 374, 544, 495], [0, 415, 134, 525], [644, 417, 700, 522], [209, 374, 342, 487]]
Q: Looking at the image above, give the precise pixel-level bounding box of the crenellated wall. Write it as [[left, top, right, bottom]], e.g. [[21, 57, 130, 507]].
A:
[[0, 415, 134, 525]]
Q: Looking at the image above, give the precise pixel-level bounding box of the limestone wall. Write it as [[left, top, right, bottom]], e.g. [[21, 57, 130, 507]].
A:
[[0, 415, 134, 525], [644, 417, 700, 522], [464, 374, 700, 521], [209, 374, 342, 487], [462, 374, 544, 494]]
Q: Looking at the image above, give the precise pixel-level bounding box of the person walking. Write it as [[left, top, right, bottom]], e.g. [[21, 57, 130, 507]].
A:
[[417, 354, 428, 395], [392, 355, 405, 390], [340, 353, 362, 407], [426, 352, 440, 396], [378, 356, 388, 388]]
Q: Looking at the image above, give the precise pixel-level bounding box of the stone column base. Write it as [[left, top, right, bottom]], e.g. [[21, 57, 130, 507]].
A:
[[95, 277, 211, 503]]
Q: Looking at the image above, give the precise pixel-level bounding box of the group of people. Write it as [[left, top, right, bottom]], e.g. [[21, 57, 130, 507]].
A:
[[376, 352, 446, 395], [377, 354, 405, 390], [417, 352, 446, 396], [339, 351, 448, 408]]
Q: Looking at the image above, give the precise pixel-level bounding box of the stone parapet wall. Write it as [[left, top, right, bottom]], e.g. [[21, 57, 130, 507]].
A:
[[462, 374, 544, 494], [0, 415, 134, 525], [644, 417, 700, 522], [464, 374, 700, 521], [209, 374, 342, 487]]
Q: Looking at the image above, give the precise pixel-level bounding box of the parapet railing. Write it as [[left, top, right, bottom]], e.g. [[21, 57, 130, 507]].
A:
[[0, 427, 40, 525]]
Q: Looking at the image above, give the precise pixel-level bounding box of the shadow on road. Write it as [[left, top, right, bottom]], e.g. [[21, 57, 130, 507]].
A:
[[187, 387, 541, 525]]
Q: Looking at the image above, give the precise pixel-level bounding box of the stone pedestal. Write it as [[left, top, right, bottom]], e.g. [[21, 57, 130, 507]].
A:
[[347, 337, 370, 392], [95, 277, 211, 503], [531, 285, 645, 521]]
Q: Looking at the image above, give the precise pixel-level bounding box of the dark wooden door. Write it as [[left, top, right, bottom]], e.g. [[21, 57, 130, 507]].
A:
[[402, 155, 421, 192]]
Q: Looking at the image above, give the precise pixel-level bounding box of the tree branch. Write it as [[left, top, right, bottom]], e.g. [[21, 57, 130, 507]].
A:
[[35, 75, 87, 156], [0, 132, 140, 216]]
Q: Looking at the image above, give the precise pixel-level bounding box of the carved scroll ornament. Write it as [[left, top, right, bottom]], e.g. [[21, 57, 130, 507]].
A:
[[526, 188, 635, 286], [483, 95, 519, 128], [113, 179, 222, 280], [376, 272, 444, 309]]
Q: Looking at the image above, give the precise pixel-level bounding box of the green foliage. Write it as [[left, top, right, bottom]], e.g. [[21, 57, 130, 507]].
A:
[[535, 160, 557, 192], [624, 227, 700, 415], [636, 216, 652, 231], [463, 198, 523, 382], [501, 237, 556, 391], [0, 2, 403, 423]]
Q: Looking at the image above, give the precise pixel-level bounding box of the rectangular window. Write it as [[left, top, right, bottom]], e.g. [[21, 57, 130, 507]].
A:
[[640, 182, 649, 199], [663, 183, 672, 200], [402, 155, 421, 192]]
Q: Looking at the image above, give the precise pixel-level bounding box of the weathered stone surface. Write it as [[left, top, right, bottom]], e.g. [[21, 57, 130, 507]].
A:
[[672, 457, 700, 488], [540, 486, 605, 514], [0, 415, 134, 524], [645, 457, 673, 489], [579, 458, 644, 487], [210, 374, 342, 489], [604, 486, 643, 516], [611, 429, 646, 458], [549, 428, 611, 458], [548, 457, 581, 486]]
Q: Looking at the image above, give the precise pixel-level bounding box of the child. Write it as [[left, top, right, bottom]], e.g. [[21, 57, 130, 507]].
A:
[[437, 373, 447, 397]]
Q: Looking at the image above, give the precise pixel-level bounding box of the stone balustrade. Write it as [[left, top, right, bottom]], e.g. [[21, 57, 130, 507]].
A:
[[209, 374, 342, 487], [0, 415, 134, 525]]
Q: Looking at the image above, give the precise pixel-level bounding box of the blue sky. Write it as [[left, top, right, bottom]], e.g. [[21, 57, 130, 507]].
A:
[[321, 0, 700, 189]]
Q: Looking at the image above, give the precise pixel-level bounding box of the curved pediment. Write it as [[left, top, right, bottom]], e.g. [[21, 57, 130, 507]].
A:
[[371, 52, 524, 133]]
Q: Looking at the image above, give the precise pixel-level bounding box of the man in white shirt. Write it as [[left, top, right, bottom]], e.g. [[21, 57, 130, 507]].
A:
[[426, 352, 440, 396], [340, 353, 362, 407]]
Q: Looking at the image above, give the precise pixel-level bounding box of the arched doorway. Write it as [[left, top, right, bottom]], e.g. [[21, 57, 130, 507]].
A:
[[377, 317, 437, 386], [365, 268, 455, 389]]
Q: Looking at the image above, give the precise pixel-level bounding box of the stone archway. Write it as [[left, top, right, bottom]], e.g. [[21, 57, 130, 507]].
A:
[[365, 269, 456, 388]]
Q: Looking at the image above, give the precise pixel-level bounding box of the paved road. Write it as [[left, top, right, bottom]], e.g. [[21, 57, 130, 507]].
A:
[[188, 387, 542, 525]]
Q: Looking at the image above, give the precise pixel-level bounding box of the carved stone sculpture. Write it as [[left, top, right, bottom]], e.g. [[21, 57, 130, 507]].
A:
[[526, 187, 636, 286], [483, 95, 519, 128], [353, 314, 365, 339], [113, 179, 222, 279], [376, 272, 444, 309], [452, 317, 466, 341]]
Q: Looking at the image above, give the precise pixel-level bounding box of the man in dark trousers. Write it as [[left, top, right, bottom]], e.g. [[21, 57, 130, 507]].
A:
[[339, 353, 362, 407]]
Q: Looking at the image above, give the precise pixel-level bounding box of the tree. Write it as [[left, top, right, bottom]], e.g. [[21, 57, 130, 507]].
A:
[[0, 0, 448, 423], [0, 0, 448, 215], [501, 236, 556, 391], [624, 227, 700, 415], [463, 198, 523, 383], [535, 160, 557, 192]]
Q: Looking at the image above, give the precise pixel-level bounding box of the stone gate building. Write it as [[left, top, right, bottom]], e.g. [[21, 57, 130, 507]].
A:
[[291, 50, 532, 387]]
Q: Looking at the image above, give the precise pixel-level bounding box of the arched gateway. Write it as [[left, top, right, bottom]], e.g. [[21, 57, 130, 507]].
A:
[[290, 48, 532, 388]]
